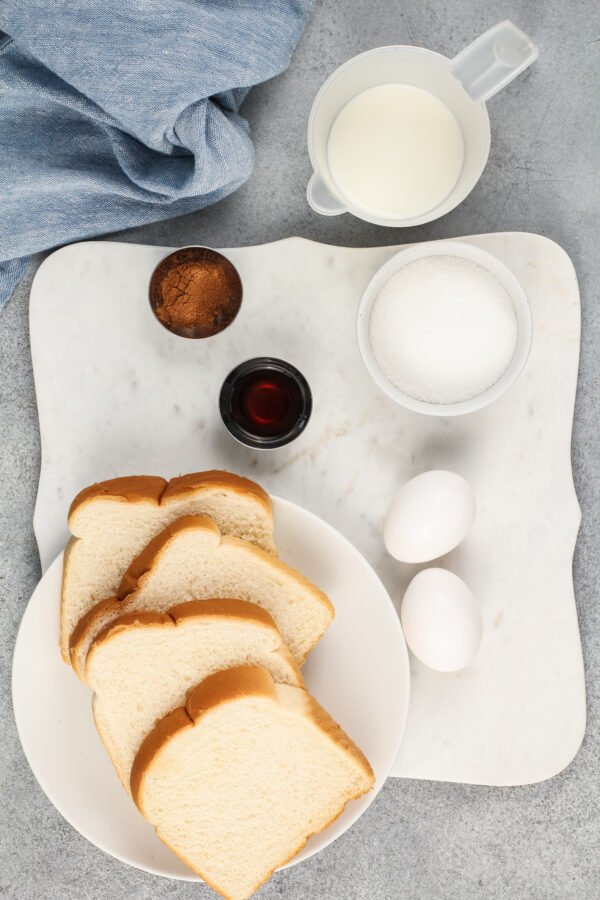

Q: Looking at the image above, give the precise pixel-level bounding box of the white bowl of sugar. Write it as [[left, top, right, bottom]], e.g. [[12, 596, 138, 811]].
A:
[[357, 241, 532, 416]]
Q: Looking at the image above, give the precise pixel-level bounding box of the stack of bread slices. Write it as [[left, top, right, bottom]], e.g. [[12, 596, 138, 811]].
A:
[[61, 470, 374, 900]]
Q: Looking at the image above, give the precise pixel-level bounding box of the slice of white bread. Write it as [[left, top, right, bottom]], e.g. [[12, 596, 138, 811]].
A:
[[70, 516, 334, 676], [131, 665, 375, 900], [61, 471, 276, 661], [86, 599, 304, 791]]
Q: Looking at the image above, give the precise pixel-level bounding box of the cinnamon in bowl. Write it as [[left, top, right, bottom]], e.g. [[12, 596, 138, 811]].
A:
[[149, 246, 242, 339]]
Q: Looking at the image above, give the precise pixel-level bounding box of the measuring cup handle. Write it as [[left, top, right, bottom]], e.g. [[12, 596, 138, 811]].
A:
[[307, 172, 347, 216], [450, 20, 538, 103]]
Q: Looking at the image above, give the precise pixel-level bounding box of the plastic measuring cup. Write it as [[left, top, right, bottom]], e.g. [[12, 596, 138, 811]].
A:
[[307, 21, 538, 227]]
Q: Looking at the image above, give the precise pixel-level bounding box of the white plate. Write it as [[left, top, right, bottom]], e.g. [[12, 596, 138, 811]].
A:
[[12, 496, 410, 881]]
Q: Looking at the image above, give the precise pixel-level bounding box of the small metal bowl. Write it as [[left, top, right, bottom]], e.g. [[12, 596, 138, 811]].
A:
[[219, 357, 312, 450], [149, 245, 242, 339]]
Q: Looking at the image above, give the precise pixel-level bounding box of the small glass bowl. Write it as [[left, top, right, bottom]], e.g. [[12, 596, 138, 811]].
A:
[[219, 357, 312, 450]]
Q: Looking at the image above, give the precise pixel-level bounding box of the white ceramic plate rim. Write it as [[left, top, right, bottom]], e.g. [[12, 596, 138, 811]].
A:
[[356, 239, 533, 416], [12, 495, 410, 881]]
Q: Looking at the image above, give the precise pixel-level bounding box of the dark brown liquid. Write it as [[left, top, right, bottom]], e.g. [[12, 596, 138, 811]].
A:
[[230, 370, 304, 438]]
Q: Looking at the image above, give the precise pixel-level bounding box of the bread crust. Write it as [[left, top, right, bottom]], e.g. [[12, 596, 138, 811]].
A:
[[131, 666, 374, 900], [169, 598, 278, 628], [68, 470, 272, 527], [68, 475, 167, 521], [116, 515, 220, 599], [163, 471, 272, 517], [131, 706, 192, 804], [59, 536, 78, 656], [84, 598, 304, 688], [69, 597, 122, 672], [70, 516, 333, 677], [117, 516, 332, 617]]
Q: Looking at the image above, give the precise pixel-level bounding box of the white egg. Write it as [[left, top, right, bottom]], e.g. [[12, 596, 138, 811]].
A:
[[401, 568, 482, 672], [384, 470, 476, 563]]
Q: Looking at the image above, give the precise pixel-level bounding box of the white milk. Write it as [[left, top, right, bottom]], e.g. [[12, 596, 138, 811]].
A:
[[327, 84, 464, 220]]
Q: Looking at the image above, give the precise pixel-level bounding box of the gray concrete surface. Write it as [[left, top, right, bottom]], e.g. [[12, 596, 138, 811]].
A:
[[2, 1, 599, 897]]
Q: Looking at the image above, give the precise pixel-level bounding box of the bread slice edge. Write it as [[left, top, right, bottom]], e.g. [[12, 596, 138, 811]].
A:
[[85, 598, 304, 689], [68, 470, 273, 530]]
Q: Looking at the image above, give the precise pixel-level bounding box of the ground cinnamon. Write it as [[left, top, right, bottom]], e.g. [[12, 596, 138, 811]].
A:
[[149, 247, 242, 338]]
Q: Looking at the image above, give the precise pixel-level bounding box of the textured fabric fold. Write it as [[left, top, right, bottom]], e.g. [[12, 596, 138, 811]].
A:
[[0, 1, 314, 307]]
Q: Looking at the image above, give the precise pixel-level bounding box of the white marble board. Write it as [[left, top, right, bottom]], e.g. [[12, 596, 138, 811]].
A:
[[29, 234, 585, 785]]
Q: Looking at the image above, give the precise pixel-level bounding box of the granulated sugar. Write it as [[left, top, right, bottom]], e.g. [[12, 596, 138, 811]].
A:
[[369, 255, 518, 404]]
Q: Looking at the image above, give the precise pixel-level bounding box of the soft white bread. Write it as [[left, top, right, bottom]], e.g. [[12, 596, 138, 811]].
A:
[[132, 666, 374, 900], [70, 516, 333, 676], [61, 471, 276, 661], [86, 599, 303, 790]]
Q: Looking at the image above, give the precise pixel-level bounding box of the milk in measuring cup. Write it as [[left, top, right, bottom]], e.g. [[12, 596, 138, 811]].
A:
[[327, 84, 464, 220]]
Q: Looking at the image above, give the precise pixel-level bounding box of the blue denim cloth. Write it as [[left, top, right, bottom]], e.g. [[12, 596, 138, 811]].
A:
[[0, 1, 314, 307]]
